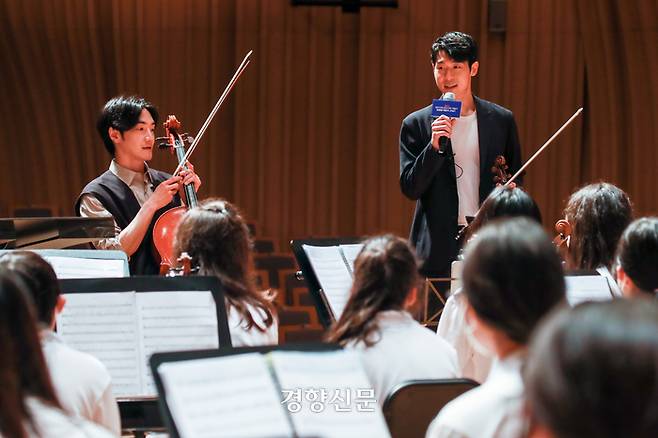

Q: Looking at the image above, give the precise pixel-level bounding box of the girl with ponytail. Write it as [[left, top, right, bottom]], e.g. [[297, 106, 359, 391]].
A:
[[174, 198, 277, 346], [326, 234, 458, 405]]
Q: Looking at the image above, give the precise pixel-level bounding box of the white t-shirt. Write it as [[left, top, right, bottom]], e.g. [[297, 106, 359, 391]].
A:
[[436, 289, 493, 383], [451, 112, 480, 225], [13, 397, 115, 438], [227, 301, 278, 347], [426, 352, 527, 438], [346, 310, 459, 405], [41, 330, 120, 436]]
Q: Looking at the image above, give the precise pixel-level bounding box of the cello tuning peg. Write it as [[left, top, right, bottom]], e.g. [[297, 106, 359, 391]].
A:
[[155, 137, 170, 149]]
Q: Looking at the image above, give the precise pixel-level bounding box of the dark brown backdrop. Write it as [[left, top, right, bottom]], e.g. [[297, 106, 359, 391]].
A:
[[1, 0, 656, 248]]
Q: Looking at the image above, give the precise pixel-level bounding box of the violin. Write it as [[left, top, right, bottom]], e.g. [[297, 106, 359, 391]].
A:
[[455, 158, 510, 244], [553, 218, 572, 263], [152, 115, 199, 274], [491, 155, 512, 185]]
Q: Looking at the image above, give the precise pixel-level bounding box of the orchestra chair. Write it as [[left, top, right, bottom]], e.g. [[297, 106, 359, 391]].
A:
[[383, 379, 479, 438]]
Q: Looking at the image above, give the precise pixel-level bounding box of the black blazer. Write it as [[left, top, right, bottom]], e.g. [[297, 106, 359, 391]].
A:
[[399, 96, 523, 277]]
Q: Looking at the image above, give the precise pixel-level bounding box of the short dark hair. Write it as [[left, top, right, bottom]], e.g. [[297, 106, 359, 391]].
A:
[[462, 218, 565, 344], [431, 31, 478, 66], [0, 251, 61, 325], [327, 234, 420, 347], [466, 186, 542, 241], [616, 217, 658, 294], [96, 95, 158, 156], [563, 182, 633, 270], [525, 300, 658, 438]]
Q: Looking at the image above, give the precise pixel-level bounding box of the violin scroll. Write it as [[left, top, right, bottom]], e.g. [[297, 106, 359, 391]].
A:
[[553, 219, 572, 248], [491, 155, 511, 185]]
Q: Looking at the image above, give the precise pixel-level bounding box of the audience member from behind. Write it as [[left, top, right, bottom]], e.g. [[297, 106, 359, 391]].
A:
[[562, 182, 632, 293], [426, 218, 565, 438], [615, 217, 658, 298], [524, 300, 658, 438], [174, 198, 278, 346], [0, 252, 120, 436], [437, 186, 542, 383], [326, 234, 458, 405], [0, 269, 113, 438]]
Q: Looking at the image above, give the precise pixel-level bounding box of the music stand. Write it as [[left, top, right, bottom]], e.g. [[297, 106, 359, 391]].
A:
[[0, 216, 114, 249], [59, 276, 231, 437], [291, 237, 361, 328], [151, 344, 341, 438]]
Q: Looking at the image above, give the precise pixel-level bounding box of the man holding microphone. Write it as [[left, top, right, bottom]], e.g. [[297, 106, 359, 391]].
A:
[[399, 31, 523, 278]]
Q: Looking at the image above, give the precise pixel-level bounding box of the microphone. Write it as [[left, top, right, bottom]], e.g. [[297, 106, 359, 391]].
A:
[[431, 92, 461, 154], [438, 92, 455, 154]]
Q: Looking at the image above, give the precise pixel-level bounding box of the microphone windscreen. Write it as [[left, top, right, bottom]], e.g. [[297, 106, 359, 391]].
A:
[[442, 92, 456, 101]]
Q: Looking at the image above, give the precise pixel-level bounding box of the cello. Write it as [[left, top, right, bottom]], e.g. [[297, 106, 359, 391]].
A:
[[151, 50, 253, 275], [152, 115, 198, 274]]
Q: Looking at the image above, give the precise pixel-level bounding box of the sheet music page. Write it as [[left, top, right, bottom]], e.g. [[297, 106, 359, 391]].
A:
[[136, 291, 219, 396], [270, 350, 391, 438], [338, 244, 364, 275], [302, 245, 354, 319], [565, 275, 614, 306], [56, 292, 141, 396], [157, 353, 293, 438], [44, 256, 126, 278]]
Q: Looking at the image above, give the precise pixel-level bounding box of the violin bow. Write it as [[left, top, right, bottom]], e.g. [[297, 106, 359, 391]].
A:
[[455, 107, 584, 242], [505, 107, 583, 186], [173, 50, 253, 176]]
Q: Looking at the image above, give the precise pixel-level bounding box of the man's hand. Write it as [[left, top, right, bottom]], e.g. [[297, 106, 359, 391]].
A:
[[146, 175, 182, 212], [178, 161, 202, 192], [431, 115, 455, 150]]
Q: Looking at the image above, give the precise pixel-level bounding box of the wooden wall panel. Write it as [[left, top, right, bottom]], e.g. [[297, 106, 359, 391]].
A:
[[1, 0, 656, 250]]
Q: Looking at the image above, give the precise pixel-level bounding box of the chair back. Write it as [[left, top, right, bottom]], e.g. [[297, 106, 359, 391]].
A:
[[383, 378, 479, 438]]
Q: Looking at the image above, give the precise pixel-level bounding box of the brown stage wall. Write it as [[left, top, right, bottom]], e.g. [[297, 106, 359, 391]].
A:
[[1, 0, 656, 248]]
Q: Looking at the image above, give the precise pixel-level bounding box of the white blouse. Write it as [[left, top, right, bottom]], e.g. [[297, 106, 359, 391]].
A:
[[227, 301, 278, 347], [11, 397, 115, 438], [41, 330, 121, 436], [346, 310, 459, 405], [425, 352, 527, 438], [436, 289, 493, 383]]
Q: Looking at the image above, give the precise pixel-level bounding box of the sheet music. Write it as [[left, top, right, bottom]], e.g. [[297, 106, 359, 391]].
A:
[[270, 350, 391, 438], [136, 291, 219, 396], [565, 275, 614, 306], [56, 292, 141, 396], [44, 256, 126, 278], [158, 353, 293, 438], [302, 245, 354, 319], [338, 244, 364, 275]]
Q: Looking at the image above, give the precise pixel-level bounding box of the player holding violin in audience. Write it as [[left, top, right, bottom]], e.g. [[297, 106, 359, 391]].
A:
[[436, 185, 542, 383], [76, 96, 201, 275], [427, 218, 566, 438], [557, 182, 632, 294]]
